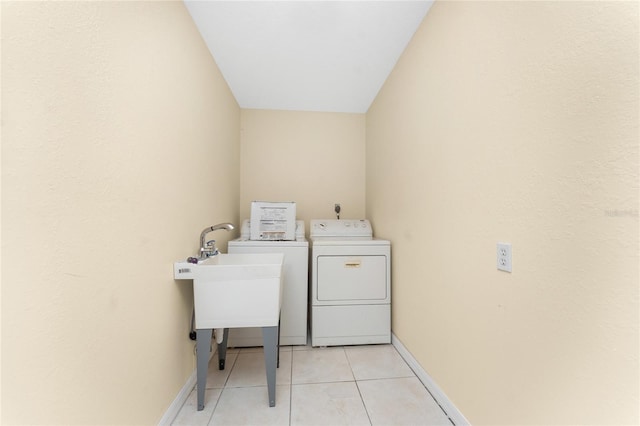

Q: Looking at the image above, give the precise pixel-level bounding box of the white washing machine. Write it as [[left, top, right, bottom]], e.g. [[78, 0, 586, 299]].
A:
[[310, 219, 391, 347], [227, 219, 308, 346]]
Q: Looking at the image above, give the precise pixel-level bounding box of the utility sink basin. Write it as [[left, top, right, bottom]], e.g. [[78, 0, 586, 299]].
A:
[[174, 253, 284, 329]]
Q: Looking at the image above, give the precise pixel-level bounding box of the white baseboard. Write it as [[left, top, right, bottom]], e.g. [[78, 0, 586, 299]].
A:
[[158, 370, 196, 426], [158, 344, 216, 426], [392, 333, 470, 426]]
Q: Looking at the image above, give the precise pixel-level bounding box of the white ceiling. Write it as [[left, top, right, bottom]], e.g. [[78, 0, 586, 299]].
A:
[[184, 1, 433, 113]]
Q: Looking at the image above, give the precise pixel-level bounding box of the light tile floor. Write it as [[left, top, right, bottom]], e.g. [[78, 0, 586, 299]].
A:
[[172, 343, 452, 426]]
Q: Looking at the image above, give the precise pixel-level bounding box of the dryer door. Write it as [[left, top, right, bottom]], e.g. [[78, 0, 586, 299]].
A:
[[316, 255, 387, 302]]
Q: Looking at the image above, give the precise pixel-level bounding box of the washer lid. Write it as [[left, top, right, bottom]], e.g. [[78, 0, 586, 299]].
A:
[[310, 219, 372, 239]]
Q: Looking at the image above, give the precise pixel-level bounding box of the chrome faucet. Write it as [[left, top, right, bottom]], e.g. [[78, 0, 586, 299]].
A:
[[199, 222, 235, 259]]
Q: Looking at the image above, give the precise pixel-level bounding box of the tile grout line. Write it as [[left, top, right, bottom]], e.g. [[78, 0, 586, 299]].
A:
[[207, 349, 240, 425], [288, 346, 293, 426], [344, 348, 374, 426]]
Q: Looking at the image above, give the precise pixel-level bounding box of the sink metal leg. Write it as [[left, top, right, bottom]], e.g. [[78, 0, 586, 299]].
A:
[[195, 328, 212, 411], [262, 325, 279, 407], [217, 328, 229, 370]]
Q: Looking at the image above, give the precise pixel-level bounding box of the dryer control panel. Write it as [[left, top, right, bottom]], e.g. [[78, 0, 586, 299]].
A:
[[310, 219, 372, 239]]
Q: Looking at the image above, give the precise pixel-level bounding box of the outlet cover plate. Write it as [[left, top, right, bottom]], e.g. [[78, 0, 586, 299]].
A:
[[497, 242, 512, 272]]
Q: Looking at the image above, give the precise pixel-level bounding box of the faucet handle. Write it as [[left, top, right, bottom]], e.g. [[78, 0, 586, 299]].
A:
[[206, 240, 216, 248]]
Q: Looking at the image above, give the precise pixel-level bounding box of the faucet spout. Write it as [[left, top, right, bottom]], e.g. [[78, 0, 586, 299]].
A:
[[211, 222, 235, 232], [199, 222, 235, 259]]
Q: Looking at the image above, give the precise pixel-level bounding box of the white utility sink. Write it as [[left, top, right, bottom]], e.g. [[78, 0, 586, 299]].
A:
[[174, 253, 284, 329]]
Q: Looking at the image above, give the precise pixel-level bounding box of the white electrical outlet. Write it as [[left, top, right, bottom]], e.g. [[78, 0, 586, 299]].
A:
[[497, 242, 512, 272]]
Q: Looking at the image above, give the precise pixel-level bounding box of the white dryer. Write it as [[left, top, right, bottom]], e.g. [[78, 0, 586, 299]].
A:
[[310, 219, 391, 347], [228, 219, 308, 346]]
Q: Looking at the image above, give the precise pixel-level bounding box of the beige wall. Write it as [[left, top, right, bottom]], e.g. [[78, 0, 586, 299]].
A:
[[240, 109, 366, 227], [1, 2, 240, 424], [366, 1, 639, 425]]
